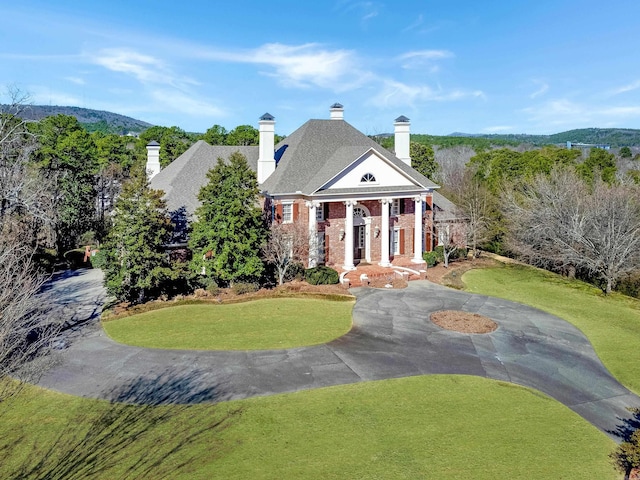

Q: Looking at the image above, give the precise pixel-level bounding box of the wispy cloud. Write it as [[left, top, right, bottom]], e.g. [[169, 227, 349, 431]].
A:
[[610, 80, 640, 95], [369, 79, 484, 108], [28, 86, 82, 106], [335, 1, 380, 24], [196, 43, 365, 91], [403, 14, 424, 33], [398, 49, 454, 71], [529, 80, 549, 99], [91, 48, 198, 89]]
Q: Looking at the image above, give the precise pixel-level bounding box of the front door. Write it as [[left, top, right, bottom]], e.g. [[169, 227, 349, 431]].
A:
[[354, 225, 366, 262]]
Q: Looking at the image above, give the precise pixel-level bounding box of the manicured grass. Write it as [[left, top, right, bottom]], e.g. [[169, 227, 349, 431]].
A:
[[463, 263, 640, 393], [102, 298, 354, 350], [0, 376, 616, 479]]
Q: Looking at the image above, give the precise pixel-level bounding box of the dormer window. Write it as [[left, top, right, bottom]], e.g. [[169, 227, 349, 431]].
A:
[[360, 173, 376, 183]]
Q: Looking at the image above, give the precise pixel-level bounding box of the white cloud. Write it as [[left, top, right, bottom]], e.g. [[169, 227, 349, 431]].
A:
[[402, 14, 424, 32], [398, 50, 454, 71], [198, 43, 364, 91], [610, 80, 640, 95], [529, 81, 549, 99], [370, 79, 484, 108], [91, 48, 198, 88]]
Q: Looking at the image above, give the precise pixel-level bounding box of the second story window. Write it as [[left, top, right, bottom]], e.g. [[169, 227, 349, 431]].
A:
[[282, 202, 293, 223], [360, 173, 376, 183]]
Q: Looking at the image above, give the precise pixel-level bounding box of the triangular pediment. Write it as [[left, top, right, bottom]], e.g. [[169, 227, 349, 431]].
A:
[[317, 148, 423, 192]]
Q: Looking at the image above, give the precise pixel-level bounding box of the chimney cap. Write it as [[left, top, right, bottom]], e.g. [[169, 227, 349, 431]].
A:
[[330, 102, 343, 109], [146, 140, 160, 147], [259, 112, 275, 121], [395, 115, 410, 123]]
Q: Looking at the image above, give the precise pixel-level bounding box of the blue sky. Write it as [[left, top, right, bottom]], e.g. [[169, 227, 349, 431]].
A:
[[2, 0, 640, 136]]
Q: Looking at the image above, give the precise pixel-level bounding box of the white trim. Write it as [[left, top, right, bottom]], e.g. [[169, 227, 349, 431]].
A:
[[317, 147, 434, 192], [282, 201, 293, 224]]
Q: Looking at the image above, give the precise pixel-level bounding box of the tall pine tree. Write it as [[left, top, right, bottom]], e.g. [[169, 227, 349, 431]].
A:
[[101, 168, 172, 303], [189, 152, 266, 285]]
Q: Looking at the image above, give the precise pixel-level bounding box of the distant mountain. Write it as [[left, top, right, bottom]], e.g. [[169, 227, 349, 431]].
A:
[[446, 128, 640, 147], [14, 105, 153, 135]]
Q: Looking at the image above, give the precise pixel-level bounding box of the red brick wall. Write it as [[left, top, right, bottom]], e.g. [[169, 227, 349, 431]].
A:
[[269, 195, 433, 267]]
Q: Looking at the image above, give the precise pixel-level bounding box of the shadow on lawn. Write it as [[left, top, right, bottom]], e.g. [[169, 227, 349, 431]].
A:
[[1, 369, 241, 479]]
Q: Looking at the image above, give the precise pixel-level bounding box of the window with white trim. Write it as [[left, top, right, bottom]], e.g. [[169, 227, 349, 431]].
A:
[[316, 203, 324, 221], [391, 199, 401, 216], [282, 202, 293, 223], [392, 227, 401, 255]]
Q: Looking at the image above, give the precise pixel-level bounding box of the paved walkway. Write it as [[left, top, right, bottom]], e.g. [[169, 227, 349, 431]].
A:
[[38, 268, 640, 440]]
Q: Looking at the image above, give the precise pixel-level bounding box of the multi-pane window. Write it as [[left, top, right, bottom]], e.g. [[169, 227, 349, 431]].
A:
[[392, 227, 401, 254], [360, 172, 376, 183], [282, 202, 293, 223], [316, 203, 324, 221], [391, 199, 401, 216]]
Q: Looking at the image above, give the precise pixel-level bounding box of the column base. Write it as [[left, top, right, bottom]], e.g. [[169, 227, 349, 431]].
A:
[[378, 261, 392, 268], [342, 264, 356, 271], [411, 257, 426, 264]]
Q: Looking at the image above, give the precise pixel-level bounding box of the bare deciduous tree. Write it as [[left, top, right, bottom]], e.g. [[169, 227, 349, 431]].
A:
[[0, 87, 58, 399], [0, 86, 55, 243], [263, 221, 309, 285], [446, 168, 492, 258], [0, 240, 58, 400], [504, 168, 640, 294]]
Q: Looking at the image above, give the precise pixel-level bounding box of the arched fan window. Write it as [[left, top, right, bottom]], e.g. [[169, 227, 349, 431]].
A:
[[353, 207, 367, 218], [360, 173, 376, 183]]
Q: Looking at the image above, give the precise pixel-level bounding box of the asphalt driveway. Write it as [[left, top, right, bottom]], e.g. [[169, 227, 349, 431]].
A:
[[38, 268, 640, 440]]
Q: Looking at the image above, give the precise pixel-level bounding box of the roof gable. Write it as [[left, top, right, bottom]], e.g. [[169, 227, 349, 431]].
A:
[[318, 147, 424, 192], [261, 119, 438, 196]]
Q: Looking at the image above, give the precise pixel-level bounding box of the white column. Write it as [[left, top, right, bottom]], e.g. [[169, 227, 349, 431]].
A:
[[412, 196, 425, 263], [379, 198, 391, 267], [343, 201, 355, 270], [307, 201, 319, 268]]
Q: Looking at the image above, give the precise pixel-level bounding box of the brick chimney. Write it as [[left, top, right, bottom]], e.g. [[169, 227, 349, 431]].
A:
[[146, 140, 161, 179], [257, 113, 276, 183], [330, 102, 344, 120], [394, 115, 411, 166]]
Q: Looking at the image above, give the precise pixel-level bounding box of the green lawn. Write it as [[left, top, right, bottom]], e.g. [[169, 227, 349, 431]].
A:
[[102, 298, 354, 350], [0, 376, 616, 479], [463, 263, 640, 393]]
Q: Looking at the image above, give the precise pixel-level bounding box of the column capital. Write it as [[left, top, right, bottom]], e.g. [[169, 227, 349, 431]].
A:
[[305, 200, 321, 208], [379, 198, 392, 205], [413, 195, 425, 203], [344, 200, 357, 207]]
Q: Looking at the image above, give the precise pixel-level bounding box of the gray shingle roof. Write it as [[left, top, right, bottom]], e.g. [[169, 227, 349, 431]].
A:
[[261, 119, 438, 196], [432, 190, 460, 221], [150, 140, 258, 215]]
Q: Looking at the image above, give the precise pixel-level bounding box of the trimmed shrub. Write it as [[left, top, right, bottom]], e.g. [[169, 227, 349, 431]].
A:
[[284, 262, 306, 282], [305, 266, 339, 285], [231, 282, 259, 295], [423, 251, 439, 267]]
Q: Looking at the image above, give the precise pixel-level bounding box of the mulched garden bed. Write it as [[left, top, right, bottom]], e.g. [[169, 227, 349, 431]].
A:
[[431, 310, 498, 334]]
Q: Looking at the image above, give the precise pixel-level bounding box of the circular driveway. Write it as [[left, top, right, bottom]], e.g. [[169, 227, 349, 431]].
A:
[[39, 269, 640, 440]]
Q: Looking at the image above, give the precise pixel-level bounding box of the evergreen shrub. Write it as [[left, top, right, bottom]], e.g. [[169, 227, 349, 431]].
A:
[[305, 266, 339, 285]]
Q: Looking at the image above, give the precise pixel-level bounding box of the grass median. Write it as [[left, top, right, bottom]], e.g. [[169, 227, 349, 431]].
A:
[[463, 263, 640, 394], [102, 298, 354, 350]]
